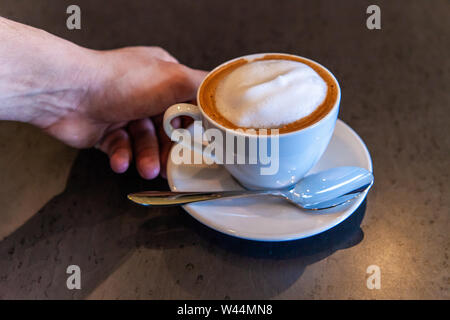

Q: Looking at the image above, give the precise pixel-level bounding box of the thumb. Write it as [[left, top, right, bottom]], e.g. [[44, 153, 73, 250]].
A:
[[122, 62, 208, 120], [170, 65, 208, 104], [89, 59, 208, 123]]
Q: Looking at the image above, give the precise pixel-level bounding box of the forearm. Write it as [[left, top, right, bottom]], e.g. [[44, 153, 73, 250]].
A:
[[0, 17, 96, 128]]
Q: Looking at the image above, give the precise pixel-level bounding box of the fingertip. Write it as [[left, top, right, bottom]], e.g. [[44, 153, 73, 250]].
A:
[[110, 149, 130, 173], [160, 166, 167, 179], [159, 144, 171, 180], [138, 158, 160, 180]]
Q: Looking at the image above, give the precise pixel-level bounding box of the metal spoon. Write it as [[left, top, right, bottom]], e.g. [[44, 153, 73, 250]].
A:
[[127, 166, 374, 211]]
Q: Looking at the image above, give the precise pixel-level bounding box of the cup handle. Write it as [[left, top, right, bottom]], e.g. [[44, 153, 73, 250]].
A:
[[163, 103, 217, 164], [163, 103, 202, 139]]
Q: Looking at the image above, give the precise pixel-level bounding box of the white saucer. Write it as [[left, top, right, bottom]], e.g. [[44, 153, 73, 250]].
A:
[[167, 119, 373, 241]]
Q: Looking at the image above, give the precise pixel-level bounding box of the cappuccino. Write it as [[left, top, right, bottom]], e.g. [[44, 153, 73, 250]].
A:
[[199, 54, 338, 133]]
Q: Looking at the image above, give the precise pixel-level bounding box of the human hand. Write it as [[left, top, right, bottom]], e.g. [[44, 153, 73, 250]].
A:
[[0, 17, 206, 179], [44, 46, 207, 179]]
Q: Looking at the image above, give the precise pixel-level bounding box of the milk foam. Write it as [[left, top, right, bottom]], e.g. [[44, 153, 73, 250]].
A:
[[215, 59, 328, 128]]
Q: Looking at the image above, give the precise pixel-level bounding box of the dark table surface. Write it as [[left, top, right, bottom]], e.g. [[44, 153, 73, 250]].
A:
[[0, 0, 448, 299]]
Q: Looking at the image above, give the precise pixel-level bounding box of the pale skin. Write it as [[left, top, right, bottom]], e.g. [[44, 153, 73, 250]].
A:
[[0, 17, 207, 179]]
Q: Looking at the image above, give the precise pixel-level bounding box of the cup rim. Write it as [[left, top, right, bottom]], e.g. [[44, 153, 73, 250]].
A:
[[196, 53, 341, 137]]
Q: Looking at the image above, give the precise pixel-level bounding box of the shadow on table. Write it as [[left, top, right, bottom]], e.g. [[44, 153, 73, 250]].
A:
[[0, 149, 152, 299], [131, 200, 365, 299], [0, 149, 365, 299], [129, 178, 366, 299]]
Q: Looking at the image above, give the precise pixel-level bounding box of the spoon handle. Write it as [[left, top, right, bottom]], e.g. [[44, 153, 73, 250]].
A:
[[127, 190, 274, 206]]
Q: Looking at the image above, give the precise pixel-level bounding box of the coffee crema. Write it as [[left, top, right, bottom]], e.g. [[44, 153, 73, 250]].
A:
[[199, 54, 339, 134]]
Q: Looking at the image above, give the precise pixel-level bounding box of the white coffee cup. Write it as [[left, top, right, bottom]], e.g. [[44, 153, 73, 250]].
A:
[[163, 53, 341, 190]]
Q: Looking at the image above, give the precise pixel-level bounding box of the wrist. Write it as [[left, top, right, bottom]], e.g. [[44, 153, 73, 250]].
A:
[[0, 18, 98, 128]]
